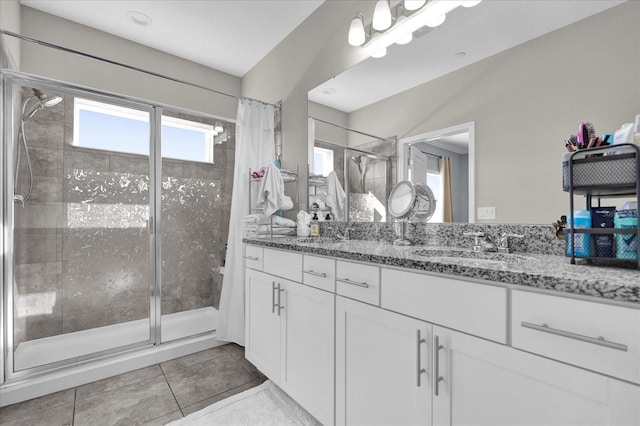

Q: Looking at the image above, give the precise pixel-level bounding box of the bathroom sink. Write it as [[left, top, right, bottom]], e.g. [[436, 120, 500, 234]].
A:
[[413, 248, 540, 266]]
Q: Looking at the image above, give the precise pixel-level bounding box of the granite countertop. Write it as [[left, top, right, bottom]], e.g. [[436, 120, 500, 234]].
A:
[[244, 237, 640, 306]]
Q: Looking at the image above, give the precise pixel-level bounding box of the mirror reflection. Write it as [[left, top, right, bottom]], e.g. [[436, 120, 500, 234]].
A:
[[308, 1, 636, 224], [310, 120, 392, 222]]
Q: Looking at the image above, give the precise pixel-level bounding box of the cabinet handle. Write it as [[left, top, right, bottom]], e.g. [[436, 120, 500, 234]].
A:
[[277, 284, 285, 316], [336, 277, 369, 288], [416, 330, 427, 387], [434, 335, 444, 396], [244, 255, 259, 261], [272, 282, 277, 314], [520, 321, 628, 352], [303, 269, 327, 278]]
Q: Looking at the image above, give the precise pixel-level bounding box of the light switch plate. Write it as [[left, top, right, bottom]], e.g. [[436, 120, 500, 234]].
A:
[[477, 207, 496, 220]]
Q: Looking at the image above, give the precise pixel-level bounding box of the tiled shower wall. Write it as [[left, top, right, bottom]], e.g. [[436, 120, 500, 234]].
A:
[[13, 93, 234, 345]]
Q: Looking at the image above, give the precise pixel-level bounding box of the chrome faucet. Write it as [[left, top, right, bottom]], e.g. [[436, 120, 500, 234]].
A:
[[463, 232, 497, 252], [327, 226, 352, 241], [497, 233, 524, 253]]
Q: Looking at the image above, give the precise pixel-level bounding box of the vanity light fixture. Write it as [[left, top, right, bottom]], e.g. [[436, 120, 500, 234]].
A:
[[348, 12, 366, 46], [372, 0, 392, 31], [348, 0, 482, 58]]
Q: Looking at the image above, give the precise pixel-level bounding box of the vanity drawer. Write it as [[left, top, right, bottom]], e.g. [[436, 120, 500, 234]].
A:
[[511, 290, 640, 384], [303, 255, 335, 293], [244, 245, 263, 271], [336, 261, 380, 306], [263, 248, 302, 283], [381, 269, 508, 343]]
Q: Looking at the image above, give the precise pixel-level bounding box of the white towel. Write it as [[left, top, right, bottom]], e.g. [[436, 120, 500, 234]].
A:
[[243, 214, 268, 224], [325, 171, 346, 221], [280, 195, 294, 211], [256, 162, 285, 217], [246, 228, 295, 237]]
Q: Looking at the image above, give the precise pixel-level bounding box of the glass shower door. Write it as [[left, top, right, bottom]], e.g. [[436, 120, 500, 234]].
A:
[[6, 77, 157, 373]]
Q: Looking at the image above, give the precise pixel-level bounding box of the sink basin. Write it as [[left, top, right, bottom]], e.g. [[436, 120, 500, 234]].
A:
[[413, 248, 539, 265]]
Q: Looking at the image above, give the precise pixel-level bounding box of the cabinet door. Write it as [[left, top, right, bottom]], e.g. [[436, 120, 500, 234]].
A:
[[433, 325, 635, 426], [245, 268, 281, 382], [280, 281, 335, 425], [336, 296, 431, 426]]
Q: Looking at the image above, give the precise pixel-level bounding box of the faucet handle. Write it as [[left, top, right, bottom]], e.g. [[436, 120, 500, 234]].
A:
[[463, 232, 485, 250], [498, 233, 524, 252]]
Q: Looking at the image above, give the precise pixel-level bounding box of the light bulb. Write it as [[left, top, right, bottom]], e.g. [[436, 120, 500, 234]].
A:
[[461, 0, 482, 7], [348, 12, 366, 46], [403, 0, 426, 11], [426, 14, 446, 27], [372, 0, 392, 31], [395, 32, 412, 45], [371, 47, 387, 58]]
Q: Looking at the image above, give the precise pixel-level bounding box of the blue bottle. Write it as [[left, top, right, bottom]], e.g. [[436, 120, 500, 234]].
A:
[[566, 210, 591, 257], [614, 209, 638, 259]]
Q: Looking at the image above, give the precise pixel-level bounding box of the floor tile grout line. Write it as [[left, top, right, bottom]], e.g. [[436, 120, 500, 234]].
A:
[[160, 362, 185, 418], [71, 388, 77, 426]]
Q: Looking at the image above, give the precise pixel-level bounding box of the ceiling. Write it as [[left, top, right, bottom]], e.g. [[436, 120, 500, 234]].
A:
[[19, 0, 324, 77], [308, 0, 625, 113], [19, 0, 625, 113]]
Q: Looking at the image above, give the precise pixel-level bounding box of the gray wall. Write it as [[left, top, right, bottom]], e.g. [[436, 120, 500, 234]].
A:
[[0, 0, 21, 69], [18, 6, 240, 120]]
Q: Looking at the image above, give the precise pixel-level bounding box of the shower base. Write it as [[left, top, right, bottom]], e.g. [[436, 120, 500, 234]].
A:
[[14, 307, 218, 371]]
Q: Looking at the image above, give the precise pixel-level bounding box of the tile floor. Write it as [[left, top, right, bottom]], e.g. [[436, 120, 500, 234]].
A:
[[0, 344, 266, 426]]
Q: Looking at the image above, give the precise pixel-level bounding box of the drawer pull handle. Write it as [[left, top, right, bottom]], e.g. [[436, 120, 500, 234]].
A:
[[244, 256, 259, 261], [521, 321, 628, 352], [416, 330, 427, 387], [303, 269, 327, 278], [336, 277, 369, 288]]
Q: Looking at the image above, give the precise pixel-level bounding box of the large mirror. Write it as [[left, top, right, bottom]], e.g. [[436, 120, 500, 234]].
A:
[[307, 0, 637, 224]]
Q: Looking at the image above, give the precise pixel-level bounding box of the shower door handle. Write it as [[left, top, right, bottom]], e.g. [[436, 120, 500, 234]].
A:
[[148, 216, 155, 235]]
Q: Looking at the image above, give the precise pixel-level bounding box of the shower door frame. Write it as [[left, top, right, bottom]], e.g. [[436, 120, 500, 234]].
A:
[[342, 146, 391, 222], [1, 71, 162, 382]]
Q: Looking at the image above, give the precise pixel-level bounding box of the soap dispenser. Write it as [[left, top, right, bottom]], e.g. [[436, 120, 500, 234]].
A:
[[310, 212, 320, 237]]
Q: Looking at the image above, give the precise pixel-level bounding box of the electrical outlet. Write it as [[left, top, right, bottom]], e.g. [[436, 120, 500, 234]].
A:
[[477, 207, 496, 220]]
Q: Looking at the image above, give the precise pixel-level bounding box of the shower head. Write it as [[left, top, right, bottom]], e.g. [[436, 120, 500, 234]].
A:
[[22, 88, 63, 121], [32, 88, 63, 107], [350, 155, 361, 165]]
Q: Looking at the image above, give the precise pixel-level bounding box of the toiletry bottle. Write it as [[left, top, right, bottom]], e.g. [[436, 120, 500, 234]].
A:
[[566, 210, 591, 257], [614, 208, 638, 259], [310, 212, 320, 237], [325, 213, 331, 221]]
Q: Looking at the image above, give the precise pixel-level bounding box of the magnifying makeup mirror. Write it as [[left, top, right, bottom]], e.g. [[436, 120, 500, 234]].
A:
[[388, 181, 437, 245]]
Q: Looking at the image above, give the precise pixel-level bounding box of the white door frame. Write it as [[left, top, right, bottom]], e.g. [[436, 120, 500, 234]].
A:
[[397, 121, 475, 223]]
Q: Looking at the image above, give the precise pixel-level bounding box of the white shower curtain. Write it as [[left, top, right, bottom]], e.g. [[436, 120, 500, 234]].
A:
[[218, 99, 275, 345]]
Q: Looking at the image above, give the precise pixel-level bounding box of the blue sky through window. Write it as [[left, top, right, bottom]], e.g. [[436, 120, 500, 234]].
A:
[[76, 100, 213, 163]]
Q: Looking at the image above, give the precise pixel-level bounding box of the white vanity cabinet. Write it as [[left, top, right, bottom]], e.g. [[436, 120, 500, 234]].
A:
[[245, 248, 335, 426], [245, 243, 639, 426], [433, 325, 640, 426], [335, 296, 432, 426]]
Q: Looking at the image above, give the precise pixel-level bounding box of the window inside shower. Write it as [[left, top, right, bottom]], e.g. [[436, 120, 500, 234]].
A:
[[3, 75, 234, 377], [73, 98, 216, 163]]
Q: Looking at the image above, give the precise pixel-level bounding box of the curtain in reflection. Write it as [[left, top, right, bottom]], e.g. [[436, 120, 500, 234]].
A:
[[441, 157, 454, 223], [218, 99, 275, 345]]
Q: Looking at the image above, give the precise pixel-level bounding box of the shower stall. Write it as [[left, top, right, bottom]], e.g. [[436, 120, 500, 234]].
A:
[[1, 72, 233, 398], [312, 139, 391, 222]]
